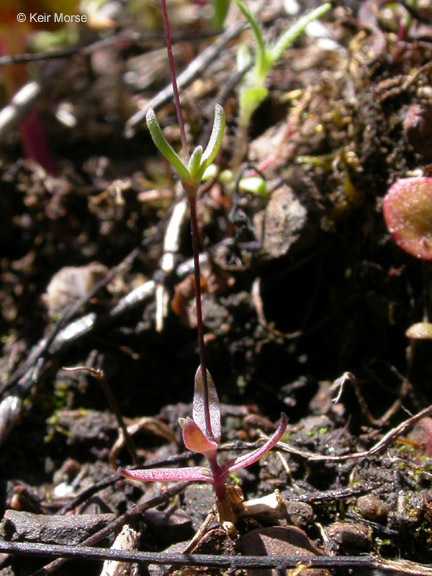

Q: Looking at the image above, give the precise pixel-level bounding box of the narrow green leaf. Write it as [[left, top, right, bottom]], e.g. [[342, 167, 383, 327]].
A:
[[211, 0, 230, 29], [201, 163, 219, 182], [239, 85, 268, 126], [269, 3, 331, 67], [188, 146, 204, 179], [201, 104, 226, 170], [146, 107, 190, 182], [234, 0, 267, 76]]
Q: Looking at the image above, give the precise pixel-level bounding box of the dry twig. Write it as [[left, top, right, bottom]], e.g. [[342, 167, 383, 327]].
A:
[[277, 403, 432, 462], [0, 541, 431, 575]]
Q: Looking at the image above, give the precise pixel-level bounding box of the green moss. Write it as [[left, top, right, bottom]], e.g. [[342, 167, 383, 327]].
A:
[[307, 427, 328, 437]]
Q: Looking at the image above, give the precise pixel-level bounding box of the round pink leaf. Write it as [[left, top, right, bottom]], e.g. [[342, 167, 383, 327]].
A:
[[383, 177, 432, 260]]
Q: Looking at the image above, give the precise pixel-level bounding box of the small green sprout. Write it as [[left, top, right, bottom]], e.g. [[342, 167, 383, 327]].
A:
[[206, 168, 269, 196], [237, 175, 268, 196], [235, 0, 331, 129], [146, 104, 226, 197]]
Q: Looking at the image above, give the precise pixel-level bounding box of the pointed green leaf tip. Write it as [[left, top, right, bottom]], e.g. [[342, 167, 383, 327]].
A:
[[201, 104, 226, 170], [269, 3, 332, 66], [188, 146, 204, 179], [234, 0, 267, 77], [146, 107, 190, 182], [146, 105, 225, 196]]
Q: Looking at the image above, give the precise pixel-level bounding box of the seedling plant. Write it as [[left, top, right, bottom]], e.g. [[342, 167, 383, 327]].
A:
[[203, 2, 332, 201], [120, 0, 288, 525], [235, 0, 331, 130], [231, 0, 331, 170]]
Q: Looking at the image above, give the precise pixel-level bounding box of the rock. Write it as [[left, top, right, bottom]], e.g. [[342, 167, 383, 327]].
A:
[[237, 526, 331, 576], [1, 510, 115, 545], [285, 500, 314, 530], [326, 521, 372, 551], [403, 103, 432, 161], [143, 506, 192, 543], [357, 494, 388, 521], [43, 262, 108, 319], [184, 484, 215, 531], [254, 186, 307, 259]]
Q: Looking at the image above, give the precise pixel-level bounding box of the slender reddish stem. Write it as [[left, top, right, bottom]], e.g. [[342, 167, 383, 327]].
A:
[[159, 0, 213, 442], [160, 0, 188, 158], [189, 196, 213, 441]]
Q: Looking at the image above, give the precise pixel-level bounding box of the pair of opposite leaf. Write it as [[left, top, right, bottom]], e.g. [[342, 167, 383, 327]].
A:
[[146, 1, 331, 193], [120, 366, 288, 502], [145, 104, 225, 197]]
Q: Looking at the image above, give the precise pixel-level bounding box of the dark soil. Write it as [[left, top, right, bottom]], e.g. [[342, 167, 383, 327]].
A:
[[2, 1, 432, 574]]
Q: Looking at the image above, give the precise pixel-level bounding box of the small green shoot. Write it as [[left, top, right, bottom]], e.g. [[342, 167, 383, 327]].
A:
[[204, 168, 269, 196], [237, 175, 268, 195], [235, 0, 331, 129], [146, 104, 226, 197]]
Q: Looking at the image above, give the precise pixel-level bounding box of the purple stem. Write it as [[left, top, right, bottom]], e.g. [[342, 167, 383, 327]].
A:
[[159, 0, 213, 442], [160, 0, 188, 159], [189, 196, 213, 442]]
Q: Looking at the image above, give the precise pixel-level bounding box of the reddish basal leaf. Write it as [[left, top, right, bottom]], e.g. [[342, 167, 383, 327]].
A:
[[119, 465, 214, 484], [181, 416, 218, 455], [220, 413, 288, 475], [193, 366, 221, 444]]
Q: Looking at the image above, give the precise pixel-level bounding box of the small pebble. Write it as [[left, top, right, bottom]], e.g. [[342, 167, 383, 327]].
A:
[[327, 521, 372, 550], [44, 262, 108, 318], [357, 494, 388, 521]]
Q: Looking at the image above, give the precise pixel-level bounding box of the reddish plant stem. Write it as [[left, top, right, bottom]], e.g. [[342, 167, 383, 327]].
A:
[[189, 195, 213, 441], [160, 0, 188, 158], [159, 0, 213, 440]]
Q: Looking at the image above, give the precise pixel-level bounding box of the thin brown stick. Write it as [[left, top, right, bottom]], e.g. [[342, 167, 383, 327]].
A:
[[352, 375, 410, 427], [277, 403, 432, 462], [63, 363, 138, 466], [0, 542, 431, 575], [125, 21, 244, 135]]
